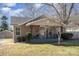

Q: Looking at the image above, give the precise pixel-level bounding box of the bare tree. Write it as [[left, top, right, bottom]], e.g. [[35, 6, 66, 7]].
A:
[[46, 3, 74, 24], [22, 3, 75, 44], [23, 3, 45, 19], [23, 3, 46, 35], [45, 3, 74, 45]]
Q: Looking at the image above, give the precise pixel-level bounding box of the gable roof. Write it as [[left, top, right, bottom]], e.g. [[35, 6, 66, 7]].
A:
[[11, 15, 79, 26], [11, 15, 49, 25], [26, 17, 64, 26], [21, 15, 50, 25], [11, 15, 64, 26]]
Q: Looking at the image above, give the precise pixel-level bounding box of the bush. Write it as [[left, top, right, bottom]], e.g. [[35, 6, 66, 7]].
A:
[[27, 32, 32, 41], [17, 36, 22, 42], [61, 33, 73, 40], [17, 32, 32, 42], [17, 36, 26, 42], [21, 36, 26, 41]]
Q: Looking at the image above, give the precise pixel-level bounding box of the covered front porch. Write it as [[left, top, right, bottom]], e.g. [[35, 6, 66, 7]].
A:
[[20, 25, 60, 43], [18, 17, 63, 43]]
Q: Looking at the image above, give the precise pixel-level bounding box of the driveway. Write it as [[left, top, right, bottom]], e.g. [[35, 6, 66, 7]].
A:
[[0, 39, 4, 43], [0, 39, 13, 45]]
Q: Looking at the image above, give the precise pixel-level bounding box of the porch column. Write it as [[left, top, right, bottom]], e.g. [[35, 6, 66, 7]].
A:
[[29, 25, 33, 38], [44, 25, 48, 39], [13, 26, 17, 43], [30, 25, 32, 33], [44, 26, 47, 39]]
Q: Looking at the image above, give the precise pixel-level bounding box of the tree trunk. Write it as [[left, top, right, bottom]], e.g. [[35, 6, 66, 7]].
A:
[[57, 26, 66, 45], [57, 27, 61, 45], [58, 35, 61, 45], [61, 26, 66, 33]]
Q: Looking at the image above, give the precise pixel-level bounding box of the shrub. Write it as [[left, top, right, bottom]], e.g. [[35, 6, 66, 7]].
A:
[[27, 32, 32, 41], [17, 36, 22, 42], [61, 33, 73, 40], [21, 36, 26, 41], [17, 36, 26, 42], [17, 32, 32, 42]]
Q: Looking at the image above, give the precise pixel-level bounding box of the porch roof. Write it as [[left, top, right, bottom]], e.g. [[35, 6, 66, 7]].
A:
[[25, 16, 65, 26]]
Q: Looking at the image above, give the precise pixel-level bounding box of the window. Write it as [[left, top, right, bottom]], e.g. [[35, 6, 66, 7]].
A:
[[16, 26, 20, 35]]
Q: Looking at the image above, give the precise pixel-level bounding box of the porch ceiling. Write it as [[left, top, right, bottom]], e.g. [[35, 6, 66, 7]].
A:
[[26, 18, 64, 26]]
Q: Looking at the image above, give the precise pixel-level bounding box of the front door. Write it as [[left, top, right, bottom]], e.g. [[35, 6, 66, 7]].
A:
[[39, 26, 58, 39], [39, 27, 45, 39], [46, 27, 53, 39]]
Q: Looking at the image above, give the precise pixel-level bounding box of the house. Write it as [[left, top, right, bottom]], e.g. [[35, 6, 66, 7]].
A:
[[66, 15, 79, 39], [11, 15, 64, 43]]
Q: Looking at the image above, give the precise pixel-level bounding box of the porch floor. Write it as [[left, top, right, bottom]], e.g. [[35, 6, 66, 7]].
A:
[[27, 38, 58, 43]]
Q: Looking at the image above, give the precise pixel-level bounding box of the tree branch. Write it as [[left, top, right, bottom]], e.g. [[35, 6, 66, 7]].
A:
[[45, 3, 62, 20], [65, 3, 74, 24]]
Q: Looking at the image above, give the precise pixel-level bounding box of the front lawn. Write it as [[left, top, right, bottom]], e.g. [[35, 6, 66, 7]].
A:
[[0, 39, 79, 56]]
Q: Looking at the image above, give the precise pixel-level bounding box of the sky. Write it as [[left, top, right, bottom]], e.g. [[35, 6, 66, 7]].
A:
[[0, 3, 55, 17], [0, 3, 79, 29], [0, 3, 56, 29]]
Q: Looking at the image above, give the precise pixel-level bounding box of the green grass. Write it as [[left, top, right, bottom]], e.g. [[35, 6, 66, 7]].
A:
[[0, 39, 79, 56]]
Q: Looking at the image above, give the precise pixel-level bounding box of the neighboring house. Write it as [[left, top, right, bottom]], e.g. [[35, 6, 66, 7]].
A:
[[66, 15, 79, 39], [11, 15, 64, 42], [0, 30, 13, 38]]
